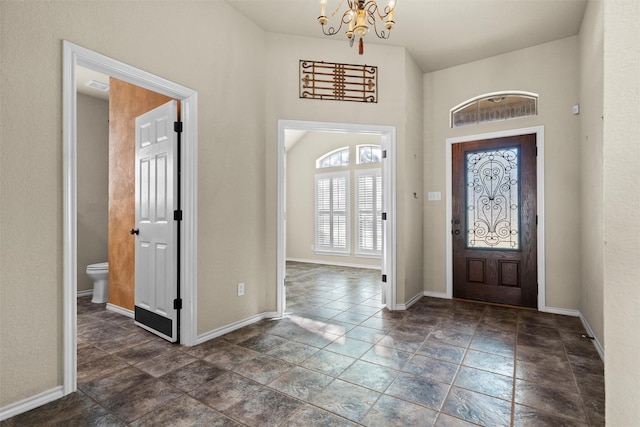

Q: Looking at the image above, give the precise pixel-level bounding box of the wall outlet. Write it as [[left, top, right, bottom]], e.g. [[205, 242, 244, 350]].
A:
[[237, 282, 245, 296], [310, 244, 315, 251]]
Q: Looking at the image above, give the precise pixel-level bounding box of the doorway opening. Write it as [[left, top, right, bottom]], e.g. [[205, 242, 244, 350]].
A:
[[445, 126, 546, 310], [277, 120, 397, 316], [62, 41, 199, 396]]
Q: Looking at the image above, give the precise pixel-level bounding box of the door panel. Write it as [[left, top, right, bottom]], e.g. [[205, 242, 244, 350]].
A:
[[134, 100, 178, 342], [452, 134, 537, 308]]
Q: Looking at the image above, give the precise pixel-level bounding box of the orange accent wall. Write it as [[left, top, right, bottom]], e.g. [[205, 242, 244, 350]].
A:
[[108, 78, 174, 310]]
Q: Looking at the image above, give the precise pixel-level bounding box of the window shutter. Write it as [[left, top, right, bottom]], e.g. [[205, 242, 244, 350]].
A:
[[355, 168, 382, 257], [315, 171, 350, 254], [376, 174, 382, 251], [316, 178, 331, 246], [332, 176, 347, 249]]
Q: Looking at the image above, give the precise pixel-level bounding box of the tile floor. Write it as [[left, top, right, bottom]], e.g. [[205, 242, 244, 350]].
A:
[[2, 262, 604, 426]]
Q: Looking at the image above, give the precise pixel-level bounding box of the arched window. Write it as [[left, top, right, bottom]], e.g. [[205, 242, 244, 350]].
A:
[[450, 91, 538, 128], [357, 144, 382, 164], [316, 147, 349, 168]]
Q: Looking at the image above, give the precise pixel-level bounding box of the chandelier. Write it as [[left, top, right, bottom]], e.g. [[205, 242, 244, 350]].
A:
[[318, 0, 396, 55]]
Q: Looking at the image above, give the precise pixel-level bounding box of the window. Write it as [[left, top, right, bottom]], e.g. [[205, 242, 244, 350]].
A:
[[355, 168, 382, 257], [357, 144, 382, 164], [466, 147, 520, 250], [316, 147, 349, 168], [315, 171, 350, 254], [450, 92, 538, 128]]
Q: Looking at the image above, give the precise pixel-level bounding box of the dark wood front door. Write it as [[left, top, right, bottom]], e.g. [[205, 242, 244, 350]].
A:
[[452, 134, 537, 308]]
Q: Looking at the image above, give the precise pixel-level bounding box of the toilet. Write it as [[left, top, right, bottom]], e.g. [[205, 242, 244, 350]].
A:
[[86, 262, 109, 303]]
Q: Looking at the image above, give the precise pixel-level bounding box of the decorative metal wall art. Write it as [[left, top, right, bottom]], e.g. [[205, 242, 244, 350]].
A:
[[466, 147, 520, 250], [300, 60, 377, 103]]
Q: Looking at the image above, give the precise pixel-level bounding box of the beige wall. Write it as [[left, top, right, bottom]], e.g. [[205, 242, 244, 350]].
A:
[[578, 0, 604, 347], [603, 0, 640, 423], [286, 131, 382, 268], [423, 36, 582, 310], [0, 1, 265, 406], [402, 52, 425, 303], [77, 93, 109, 292], [264, 33, 424, 309]]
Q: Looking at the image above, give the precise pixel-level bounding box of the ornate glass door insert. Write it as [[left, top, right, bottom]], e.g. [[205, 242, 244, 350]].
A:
[[466, 147, 520, 249]]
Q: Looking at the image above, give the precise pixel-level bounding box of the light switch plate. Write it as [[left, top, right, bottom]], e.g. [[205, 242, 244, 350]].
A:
[[427, 191, 441, 201]]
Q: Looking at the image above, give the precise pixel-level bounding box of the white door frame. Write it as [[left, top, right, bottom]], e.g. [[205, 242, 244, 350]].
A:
[[277, 120, 397, 314], [62, 41, 199, 396], [445, 125, 546, 311]]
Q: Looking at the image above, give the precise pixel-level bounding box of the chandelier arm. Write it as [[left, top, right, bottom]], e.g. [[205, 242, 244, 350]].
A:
[[366, 12, 391, 39], [319, 10, 353, 36], [320, 24, 341, 36], [362, 0, 392, 20]]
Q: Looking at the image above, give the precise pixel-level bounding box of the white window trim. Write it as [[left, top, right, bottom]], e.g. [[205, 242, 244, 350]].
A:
[[315, 171, 351, 255], [355, 168, 382, 258]]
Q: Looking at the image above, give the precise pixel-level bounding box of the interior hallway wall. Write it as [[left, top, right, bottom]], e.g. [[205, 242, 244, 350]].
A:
[[423, 36, 582, 310], [77, 93, 109, 293], [578, 0, 604, 349]]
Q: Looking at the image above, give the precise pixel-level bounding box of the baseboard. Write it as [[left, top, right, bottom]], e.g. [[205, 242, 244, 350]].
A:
[[395, 292, 424, 310], [579, 312, 605, 362], [196, 311, 279, 345], [424, 291, 450, 299], [76, 289, 93, 297], [106, 303, 134, 319], [544, 306, 580, 317], [286, 258, 382, 271], [0, 386, 64, 421]]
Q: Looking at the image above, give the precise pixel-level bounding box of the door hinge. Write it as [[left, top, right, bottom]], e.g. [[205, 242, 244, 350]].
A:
[[535, 146, 538, 157], [382, 274, 387, 283], [382, 212, 387, 220], [174, 121, 183, 133], [173, 298, 182, 310], [174, 210, 183, 221], [536, 215, 538, 225], [382, 150, 387, 159]]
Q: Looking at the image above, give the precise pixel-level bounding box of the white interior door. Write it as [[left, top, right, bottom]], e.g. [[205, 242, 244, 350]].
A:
[[133, 100, 179, 342]]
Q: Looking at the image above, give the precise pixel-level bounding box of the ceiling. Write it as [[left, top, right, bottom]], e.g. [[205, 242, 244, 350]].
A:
[[77, 66, 110, 100], [225, 0, 588, 73]]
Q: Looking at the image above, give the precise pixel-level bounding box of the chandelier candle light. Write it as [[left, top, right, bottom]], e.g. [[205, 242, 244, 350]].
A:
[[318, 0, 396, 55]]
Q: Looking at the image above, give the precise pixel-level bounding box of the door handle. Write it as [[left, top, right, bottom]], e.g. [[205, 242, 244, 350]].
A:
[[452, 218, 461, 236], [130, 228, 139, 235]]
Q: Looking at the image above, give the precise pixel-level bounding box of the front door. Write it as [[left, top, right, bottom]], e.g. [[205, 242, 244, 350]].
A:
[[133, 100, 179, 342], [452, 134, 537, 308]]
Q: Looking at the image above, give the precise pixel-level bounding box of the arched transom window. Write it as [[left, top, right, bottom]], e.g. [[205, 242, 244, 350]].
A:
[[450, 91, 538, 128], [316, 147, 349, 168]]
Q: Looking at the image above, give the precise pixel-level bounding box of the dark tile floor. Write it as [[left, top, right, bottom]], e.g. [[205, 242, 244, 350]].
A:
[[2, 262, 604, 426]]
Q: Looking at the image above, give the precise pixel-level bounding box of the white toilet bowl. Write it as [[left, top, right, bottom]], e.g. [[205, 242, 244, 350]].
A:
[[86, 262, 109, 303]]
